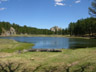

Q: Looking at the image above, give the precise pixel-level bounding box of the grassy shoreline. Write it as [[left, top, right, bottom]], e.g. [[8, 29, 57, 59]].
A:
[[0, 34, 68, 37], [0, 39, 96, 72], [0, 34, 92, 39], [0, 39, 34, 53]]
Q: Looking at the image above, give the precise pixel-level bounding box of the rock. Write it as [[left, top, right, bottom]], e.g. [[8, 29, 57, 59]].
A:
[[28, 49, 37, 52], [27, 49, 62, 52], [48, 49, 62, 52], [1, 28, 10, 36], [30, 58, 34, 61], [23, 49, 28, 53], [50, 26, 62, 32], [10, 27, 16, 35], [1, 27, 16, 36]]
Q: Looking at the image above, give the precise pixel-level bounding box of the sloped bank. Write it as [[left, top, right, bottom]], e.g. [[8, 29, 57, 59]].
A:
[[0, 39, 34, 53]]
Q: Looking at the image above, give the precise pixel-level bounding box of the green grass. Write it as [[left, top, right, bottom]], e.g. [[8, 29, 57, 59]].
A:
[[2, 34, 69, 37], [0, 39, 96, 72], [1, 48, 96, 72], [0, 39, 34, 52]]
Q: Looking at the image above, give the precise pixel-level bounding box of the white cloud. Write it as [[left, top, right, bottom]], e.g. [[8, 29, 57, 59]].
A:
[[0, 7, 6, 10], [0, 0, 7, 11], [75, 0, 81, 3], [0, 0, 8, 3], [55, 0, 63, 3], [54, 0, 66, 6], [55, 2, 65, 6]]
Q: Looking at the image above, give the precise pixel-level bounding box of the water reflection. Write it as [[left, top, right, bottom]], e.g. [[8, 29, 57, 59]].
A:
[[69, 38, 96, 49], [0, 37, 96, 49]]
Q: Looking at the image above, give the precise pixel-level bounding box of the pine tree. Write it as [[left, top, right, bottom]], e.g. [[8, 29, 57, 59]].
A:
[[89, 0, 96, 17]]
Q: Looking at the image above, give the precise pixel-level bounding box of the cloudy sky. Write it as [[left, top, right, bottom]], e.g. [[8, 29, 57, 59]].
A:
[[0, 0, 92, 29]]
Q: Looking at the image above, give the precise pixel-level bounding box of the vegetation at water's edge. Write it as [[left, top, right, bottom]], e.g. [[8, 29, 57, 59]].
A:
[[68, 0, 96, 37], [0, 39, 34, 53], [0, 39, 96, 72], [68, 17, 96, 36]]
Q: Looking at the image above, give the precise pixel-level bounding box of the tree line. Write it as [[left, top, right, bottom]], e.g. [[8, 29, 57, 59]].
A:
[[0, 22, 54, 35], [0, 22, 69, 35], [0, 0, 96, 36], [68, 18, 96, 36], [0, 18, 96, 36], [68, 0, 96, 37]]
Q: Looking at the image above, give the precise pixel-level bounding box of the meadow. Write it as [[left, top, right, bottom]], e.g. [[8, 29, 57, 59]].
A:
[[0, 39, 96, 72]]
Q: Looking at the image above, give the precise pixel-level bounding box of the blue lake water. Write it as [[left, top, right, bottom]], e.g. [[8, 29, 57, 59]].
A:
[[0, 37, 96, 49]]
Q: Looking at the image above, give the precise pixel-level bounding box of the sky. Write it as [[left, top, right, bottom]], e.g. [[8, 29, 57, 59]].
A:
[[0, 0, 92, 29]]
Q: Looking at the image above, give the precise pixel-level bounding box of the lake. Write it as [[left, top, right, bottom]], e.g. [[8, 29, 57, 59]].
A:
[[0, 37, 96, 49]]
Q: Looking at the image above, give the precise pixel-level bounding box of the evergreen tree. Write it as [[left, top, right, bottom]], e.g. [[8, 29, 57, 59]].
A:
[[89, 0, 96, 17]]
